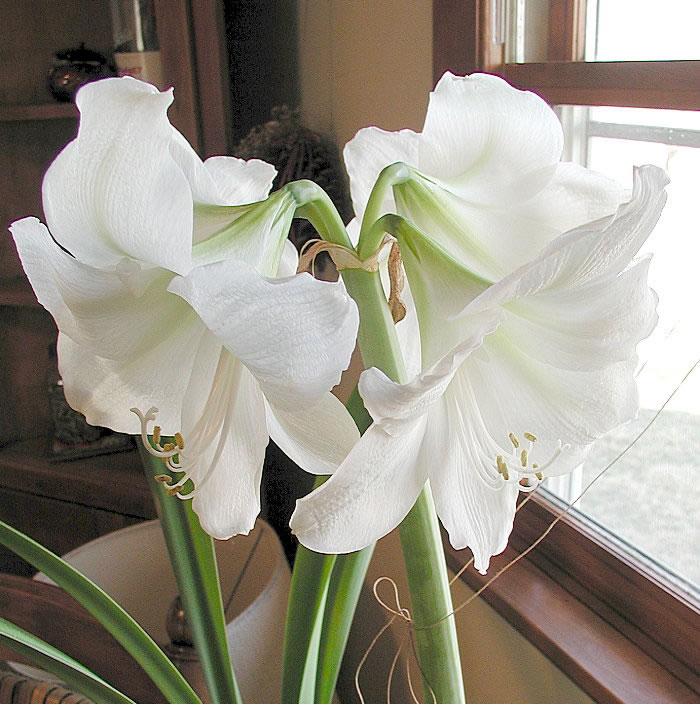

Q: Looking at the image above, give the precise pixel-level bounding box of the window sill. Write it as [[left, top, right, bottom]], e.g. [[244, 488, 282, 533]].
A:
[[444, 495, 699, 704]]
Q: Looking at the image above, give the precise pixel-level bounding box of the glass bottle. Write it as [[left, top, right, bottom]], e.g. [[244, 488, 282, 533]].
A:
[[110, 0, 165, 88]]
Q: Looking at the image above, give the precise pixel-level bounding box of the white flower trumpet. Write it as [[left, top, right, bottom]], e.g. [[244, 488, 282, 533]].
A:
[[11, 77, 359, 539]]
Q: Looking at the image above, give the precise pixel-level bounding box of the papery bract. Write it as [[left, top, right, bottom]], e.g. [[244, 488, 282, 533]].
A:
[[10, 77, 359, 539], [291, 73, 667, 573]]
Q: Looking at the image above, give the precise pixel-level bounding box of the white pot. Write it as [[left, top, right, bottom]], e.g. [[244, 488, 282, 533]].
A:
[[34, 518, 291, 704]]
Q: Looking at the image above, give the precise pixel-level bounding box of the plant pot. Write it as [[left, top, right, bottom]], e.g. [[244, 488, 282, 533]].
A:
[[34, 518, 290, 704]]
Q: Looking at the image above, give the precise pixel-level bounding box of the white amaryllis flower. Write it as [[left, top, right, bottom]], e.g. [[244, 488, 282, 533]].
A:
[[345, 72, 627, 286], [10, 77, 359, 539], [291, 72, 668, 573]]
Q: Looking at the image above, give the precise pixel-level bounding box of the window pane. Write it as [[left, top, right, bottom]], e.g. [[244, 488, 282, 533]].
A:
[[549, 106, 700, 599], [507, 0, 700, 62], [505, 0, 550, 63], [587, 0, 700, 61]]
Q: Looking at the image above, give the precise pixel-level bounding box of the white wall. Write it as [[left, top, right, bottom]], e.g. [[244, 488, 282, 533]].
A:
[[343, 530, 595, 704]]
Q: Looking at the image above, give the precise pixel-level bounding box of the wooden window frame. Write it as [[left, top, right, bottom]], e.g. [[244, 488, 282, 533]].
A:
[[433, 2, 699, 702]]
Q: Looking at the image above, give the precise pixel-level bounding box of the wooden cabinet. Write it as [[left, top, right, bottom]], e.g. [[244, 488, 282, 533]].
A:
[[0, 0, 229, 572]]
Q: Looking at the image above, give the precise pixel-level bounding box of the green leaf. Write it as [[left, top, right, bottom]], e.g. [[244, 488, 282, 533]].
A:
[[0, 520, 202, 704], [139, 445, 243, 704], [0, 616, 137, 704]]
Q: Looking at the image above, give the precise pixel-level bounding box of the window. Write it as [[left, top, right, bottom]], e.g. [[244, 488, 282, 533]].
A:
[[433, 1, 699, 701]]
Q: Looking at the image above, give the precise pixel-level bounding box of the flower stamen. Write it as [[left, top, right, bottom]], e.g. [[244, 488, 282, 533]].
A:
[[131, 406, 191, 495], [174, 432, 185, 450], [494, 430, 570, 491]]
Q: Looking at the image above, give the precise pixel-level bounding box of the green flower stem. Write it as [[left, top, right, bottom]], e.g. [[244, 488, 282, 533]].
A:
[[280, 392, 373, 704], [313, 386, 374, 704], [399, 488, 466, 703], [289, 180, 355, 250], [139, 446, 242, 704], [0, 519, 202, 704], [314, 546, 375, 704], [0, 617, 139, 704], [297, 190, 466, 703], [281, 538, 337, 704], [357, 162, 412, 261]]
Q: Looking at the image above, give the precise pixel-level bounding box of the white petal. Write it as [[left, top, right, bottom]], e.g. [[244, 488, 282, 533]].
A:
[[394, 221, 495, 365], [204, 156, 276, 204], [10, 218, 78, 340], [427, 390, 520, 574], [277, 239, 300, 277], [419, 73, 563, 204], [524, 161, 626, 239], [57, 321, 217, 435], [394, 280, 422, 378], [10, 217, 190, 361], [291, 421, 429, 553], [169, 130, 276, 208], [359, 313, 500, 435], [397, 162, 624, 282], [502, 257, 658, 371], [464, 331, 637, 469], [343, 127, 420, 221], [464, 165, 669, 317], [265, 392, 360, 475], [44, 77, 193, 274], [188, 364, 269, 539], [169, 261, 359, 407]]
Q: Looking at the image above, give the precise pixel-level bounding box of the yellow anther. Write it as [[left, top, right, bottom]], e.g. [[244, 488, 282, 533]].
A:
[[496, 455, 507, 475], [524, 432, 537, 442], [509, 433, 519, 449], [166, 485, 181, 497], [162, 442, 175, 452], [536, 472, 543, 480], [532, 463, 539, 469], [154, 474, 172, 484], [503, 469, 510, 481], [174, 432, 185, 451], [520, 449, 528, 467], [153, 426, 161, 445]]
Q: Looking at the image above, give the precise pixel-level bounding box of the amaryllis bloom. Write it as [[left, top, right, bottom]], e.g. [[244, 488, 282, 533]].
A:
[[10, 77, 359, 539], [345, 72, 627, 286], [291, 72, 668, 572]]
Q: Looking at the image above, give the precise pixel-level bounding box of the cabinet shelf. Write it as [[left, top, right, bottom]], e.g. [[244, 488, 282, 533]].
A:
[[0, 438, 155, 519], [0, 103, 78, 122]]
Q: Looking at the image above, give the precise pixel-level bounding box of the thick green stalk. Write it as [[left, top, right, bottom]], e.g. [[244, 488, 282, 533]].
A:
[[313, 387, 374, 704], [314, 546, 374, 704], [140, 447, 242, 704], [280, 392, 372, 704], [399, 489, 465, 703], [0, 519, 202, 704], [281, 540, 337, 704], [298, 187, 466, 703]]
